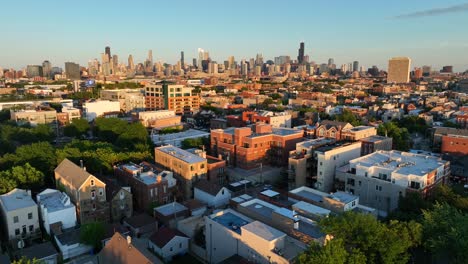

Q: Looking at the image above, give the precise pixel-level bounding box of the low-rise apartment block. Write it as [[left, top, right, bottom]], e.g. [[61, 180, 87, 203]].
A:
[[155, 145, 207, 199], [359, 135, 393, 156], [211, 124, 303, 169], [82, 100, 121, 121], [242, 110, 292, 128], [289, 140, 362, 192], [137, 110, 181, 128], [145, 82, 200, 114], [114, 162, 176, 211], [10, 109, 57, 126], [341, 126, 377, 141], [0, 189, 41, 246], [336, 150, 450, 215]]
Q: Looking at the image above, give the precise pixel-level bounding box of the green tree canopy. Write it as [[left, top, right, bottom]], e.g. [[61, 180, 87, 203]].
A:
[[63, 118, 90, 138], [377, 122, 410, 151], [12, 257, 44, 264], [0, 163, 45, 194], [80, 222, 105, 250], [335, 109, 362, 126]]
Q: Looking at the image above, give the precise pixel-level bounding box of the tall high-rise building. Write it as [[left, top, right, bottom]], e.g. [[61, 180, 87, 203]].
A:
[[192, 58, 197, 68], [128, 55, 135, 70], [26, 65, 43, 78], [297, 42, 305, 64], [387, 57, 411, 83], [180, 51, 184, 68], [42, 60, 52, 78], [255, 54, 263, 66], [65, 62, 80, 80], [353, 61, 359, 72], [414, 67, 423, 79], [112, 55, 119, 73], [228, 56, 235, 70], [147, 50, 153, 65], [105, 46, 111, 61], [328, 58, 334, 66], [197, 48, 204, 69]]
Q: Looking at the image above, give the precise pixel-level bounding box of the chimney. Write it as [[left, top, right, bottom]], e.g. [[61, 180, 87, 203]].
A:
[[126, 236, 132, 246], [80, 160, 84, 168]]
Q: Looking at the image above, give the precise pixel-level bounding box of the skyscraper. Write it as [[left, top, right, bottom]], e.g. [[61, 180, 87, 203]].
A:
[[105, 46, 111, 61], [328, 58, 334, 66], [180, 51, 184, 68], [128, 55, 135, 70], [42, 60, 52, 78], [353, 61, 359, 72], [148, 50, 153, 65], [65, 62, 80, 80], [228, 56, 235, 70], [197, 48, 204, 69], [26, 65, 43, 78], [297, 42, 305, 64], [387, 57, 411, 83], [255, 54, 263, 66]]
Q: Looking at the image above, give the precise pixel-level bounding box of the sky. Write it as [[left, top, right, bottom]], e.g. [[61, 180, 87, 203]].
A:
[[1, 0, 468, 71]]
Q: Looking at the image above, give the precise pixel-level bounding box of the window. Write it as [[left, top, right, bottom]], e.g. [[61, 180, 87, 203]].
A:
[[319, 162, 323, 166], [92, 203, 96, 210], [364, 172, 368, 177], [155, 188, 158, 196], [163, 186, 167, 193], [222, 189, 225, 195], [90, 179, 95, 186], [91, 190, 96, 199], [170, 247, 173, 252], [28, 213, 32, 220], [358, 181, 362, 186], [15, 229, 20, 236], [201, 164, 205, 169], [179, 243, 182, 248], [99, 188, 104, 196], [13, 216, 19, 223], [191, 166, 194, 171], [29, 225, 34, 232], [120, 191, 125, 200], [150, 189, 154, 198]]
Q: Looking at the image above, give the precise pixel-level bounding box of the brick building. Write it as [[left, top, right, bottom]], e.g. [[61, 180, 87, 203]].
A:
[[114, 162, 176, 211], [441, 135, 468, 156], [144, 82, 200, 114], [211, 123, 304, 170]]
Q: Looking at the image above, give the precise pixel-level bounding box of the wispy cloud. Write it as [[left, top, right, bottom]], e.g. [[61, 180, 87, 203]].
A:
[[393, 3, 468, 19]]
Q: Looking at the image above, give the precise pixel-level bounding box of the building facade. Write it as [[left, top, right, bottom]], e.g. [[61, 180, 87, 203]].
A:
[[145, 82, 200, 114]]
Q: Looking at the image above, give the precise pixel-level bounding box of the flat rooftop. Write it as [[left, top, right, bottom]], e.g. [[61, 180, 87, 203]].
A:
[[290, 187, 326, 203], [37, 189, 74, 213], [242, 221, 285, 241], [0, 189, 36, 212], [350, 150, 445, 176], [211, 211, 251, 235], [156, 145, 206, 164], [315, 142, 359, 153], [360, 135, 390, 143], [272, 127, 303, 136], [332, 191, 358, 204], [292, 201, 331, 216], [297, 138, 335, 149], [348, 126, 374, 132], [154, 202, 187, 216], [152, 129, 209, 143]]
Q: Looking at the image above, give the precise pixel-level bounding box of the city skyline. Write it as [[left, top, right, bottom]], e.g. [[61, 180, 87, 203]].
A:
[[1, 0, 468, 71]]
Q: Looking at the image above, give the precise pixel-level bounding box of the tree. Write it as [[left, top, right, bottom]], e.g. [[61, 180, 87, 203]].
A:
[[335, 109, 361, 126], [180, 137, 209, 150], [397, 116, 428, 134], [422, 203, 468, 263], [316, 212, 422, 264], [377, 122, 410, 151], [0, 163, 45, 193], [64, 118, 90, 138], [12, 257, 44, 264], [298, 239, 349, 264], [80, 222, 105, 251]]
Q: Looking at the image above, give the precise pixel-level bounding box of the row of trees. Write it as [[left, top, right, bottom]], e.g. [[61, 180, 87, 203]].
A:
[[299, 185, 468, 264]]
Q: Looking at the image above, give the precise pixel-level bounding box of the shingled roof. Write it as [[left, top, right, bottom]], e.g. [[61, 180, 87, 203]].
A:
[[99, 232, 153, 264], [54, 158, 98, 189], [149, 227, 188, 249], [194, 180, 225, 196]]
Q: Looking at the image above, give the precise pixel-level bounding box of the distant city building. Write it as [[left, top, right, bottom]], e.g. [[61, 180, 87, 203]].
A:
[[353, 61, 359, 72], [82, 100, 120, 121], [42, 60, 52, 79], [64, 62, 80, 80], [26, 65, 43, 78], [387, 57, 411, 83], [297, 42, 305, 64], [105, 46, 111, 61], [441, 65, 453, 73]]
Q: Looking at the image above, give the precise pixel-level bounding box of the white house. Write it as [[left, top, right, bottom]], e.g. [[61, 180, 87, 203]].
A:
[[148, 227, 189, 262], [0, 189, 40, 243], [82, 100, 120, 121], [36, 189, 77, 235], [194, 180, 231, 208]]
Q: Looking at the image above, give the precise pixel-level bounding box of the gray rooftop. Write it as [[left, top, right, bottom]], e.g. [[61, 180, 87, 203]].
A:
[[297, 138, 334, 149], [359, 135, 390, 143], [292, 201, 331, 216], [21, 242, 58, 260], [272, 127, 303, 136], [37, 189, 74, 213], [350, 150, 446, 176], [0, 189, 36, 212], [293, 190, 323, 203], [156, 145, 206, 164], [154, 202, 188, 216], [241, 221, 285, 241], [331, 191, 358, 204], [212, 211, 250, 234]]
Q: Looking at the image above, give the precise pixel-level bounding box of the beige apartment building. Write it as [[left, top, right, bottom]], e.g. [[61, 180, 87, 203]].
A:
[[154, 145, 208, 199], [341, 126, 377, 141], [100, 89, 145, 113], [11, 109, 57, 126]]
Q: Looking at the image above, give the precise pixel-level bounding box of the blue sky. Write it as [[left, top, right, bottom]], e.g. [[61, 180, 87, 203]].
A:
[[1, 0, 468, 71]]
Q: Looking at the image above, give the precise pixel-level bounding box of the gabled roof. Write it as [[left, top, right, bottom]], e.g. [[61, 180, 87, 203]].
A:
[[54, 158, 98, 189], [319, 120, 351, 130], [194, 180, 226, 196], [149, 227, 188, 249], [99, 232, 153, 264]]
